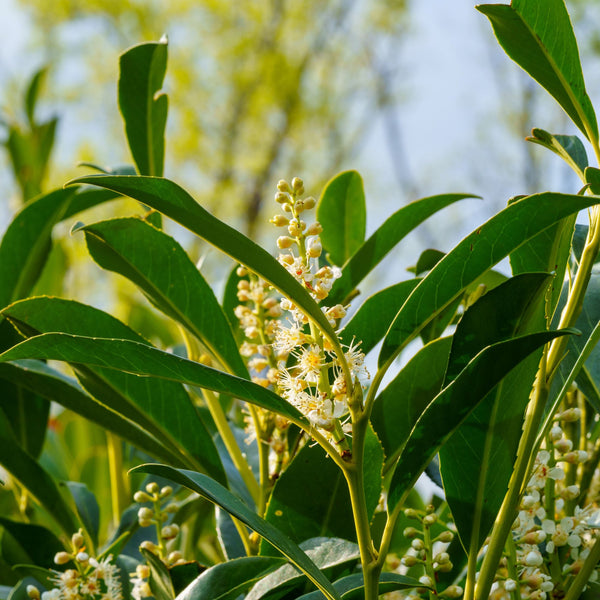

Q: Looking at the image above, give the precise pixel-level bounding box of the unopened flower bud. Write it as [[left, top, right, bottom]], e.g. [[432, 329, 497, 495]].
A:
[[277, 236, 295, 249], [441, 585, 463, 598], [423, 514, 437, 526], [76, 552, 89, 564], [522, 529, 546, 544], [138, 507, 154, 521], [167, 551, 184, 565], [558, 407, 581, 422], [145, 482, 159, 494], [401, 555, 420, 567], [504, 579, 517, 592], [161, 524, 180, 540], [562, 450, 588, 464], [307, 239, 322, 258], [288, 219, 304, 236], [418, 575, 434, 588], [54, 551, 71, 565], [562, 485, 580, 500], [236, 265, 248, 277], [549, 425, 563, 441], [524, 550, 543, 567], [305, 222, 323, 236], [26, 586, 40, 600], [291, 177, 304, 193], [434, 552, 450, 564], [303, 196, 316, 210], [160, 486, 173, 498], [435, 561, 453, 572], [275, 191, 290, 204], [436, 531, 455, 543], [404, 508, 420, 520], [411, 538, 425, 551], [71, 531, 85, 549], [140, 541, 157, 553], [403, 527, 420, 539], [277, 180, 292, 194], [270, 214, 289, 227], [554, 438, 573, 454]]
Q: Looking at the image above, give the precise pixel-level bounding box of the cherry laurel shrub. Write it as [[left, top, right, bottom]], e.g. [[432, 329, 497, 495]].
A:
[[1, 1, 600, 600]]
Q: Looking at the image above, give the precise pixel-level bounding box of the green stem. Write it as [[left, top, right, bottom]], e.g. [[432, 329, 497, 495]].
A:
[[106, 431, 127, 533], [422, 522, 437, 600], [505, 535, 522, 600]]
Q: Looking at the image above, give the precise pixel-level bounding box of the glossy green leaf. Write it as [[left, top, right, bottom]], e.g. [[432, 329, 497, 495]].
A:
[[262, 445, 356, 547], [131, 465, 342, 600], [175, 556, 285, 600], [477, 0, 598, 142], [65, 175, 341, 354], [2, 297, 225, 483], [553, 266, 600, 412], [326, 193, 475, 305], [379, 192, 600, 368], [0, 415, 80, 536], [316, 171, 366, 267], [411, 248, 445, 276], [0, 518, 63, 571], [371, 337, 452, 468], [340, 280, 420, 356], [526, 128, 588, 179], [0, 332, 308, 430], [247, 538, 359, 600], [0, 360, 186, 467], [0, 188, 75, 308], [141, 548, 175, 600], [585, 166, 600, 195], [63, 482, 99, 549], [119, 39, 168, 177], [387, 329, 573, 513], [78, 217, 247, 377], [295, 573, 422, 600], [439, 273, 552, 553]]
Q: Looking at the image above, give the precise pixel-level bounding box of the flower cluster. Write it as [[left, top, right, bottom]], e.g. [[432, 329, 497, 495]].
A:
[[235, 177, 369, 460], [26, 531, 122, 600], [490, 406, 600, 599]]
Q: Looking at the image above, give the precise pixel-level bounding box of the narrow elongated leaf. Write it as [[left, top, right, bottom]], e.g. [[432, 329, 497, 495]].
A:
[[131, 465, 342, 600], [371, 337, 452, 466], [141, 548, 175, 600], [0, 518, 63, 570], [0, 188, 75, 308], [477, 0, 598, 142], [316, 171, 366, 267], [65, 176, 341, 353], [387, 329, 573, 513], [0, 416, 80, 536], [439, 273, 552, 553], [295, 573, 422, 600], [78, 217, 247, 377], [119, 40, 168, 177], [526, 128, 588, 178], [175, 557, 285, 600], [63, 482, 100, 549], [2, 298, 225, 483], [248, 538, 359, 600], [379, 192, 600, 368], [326, 193, 475, 305], [340, 280, 420, 356], [0, 333, 308, 430]]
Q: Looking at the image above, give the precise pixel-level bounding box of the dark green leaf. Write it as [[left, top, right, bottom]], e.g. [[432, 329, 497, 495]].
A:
[[439, 273, 552, 553], [78, 217, 247, 377], [387, 329, 574, 513], [65, 176, 342, 355], [0, 188, 75, 307], [0, 518, 62, 570], [2, 297, 225, 483], [477, 0, 598, 141], [379, 192, 600, 368], [141, 547, 175, 600], [0, 360, 185, 468], [247, 538, 359, 600], [131, 466, 343, 600], [0, 332, 308, 430], [326, 194, 475, 305], [295, 573, 422, 600], [0, 415, 80, 536], [585, 166, 600, 195], [412, 249, 445, 276], [526, 129, 588, 178], [316, 171, 366, 267], [175, 557, 285, 600], [63, 482, 100, 549], [371, 337, 452, 467], [119, 40, 168, 177]]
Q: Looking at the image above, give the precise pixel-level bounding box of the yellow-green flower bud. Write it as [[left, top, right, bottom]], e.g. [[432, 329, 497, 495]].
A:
[[159, 486, 173, 498], [401, 555, 420, 567], [71, 531, 85, 549], [303, 196, 316, 210], [134, 491, 152, 503], [54, 551, 72, 565], [436, 531, 454, 543], [554, 438, 573, 454], [236, 265, 248, 277], [270, 214, 289, 226], [277, 180, 292, 194], [441, 585, 464, 598], [140, 541, 157, 553], [26, 586, 40, 600], [404, 508, 420, 520], [145, 482, 159, 495], [305, 222, 323, 236], [423, 514, 437, 526], [136, 564, 151, 579], [291, 177, 304, 194], [558, 407, 581, 422], [277, 236, 295, 249], [275, 191, 290, 204], [167, 551, 184, 565], [403, 527, 420, 539]]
